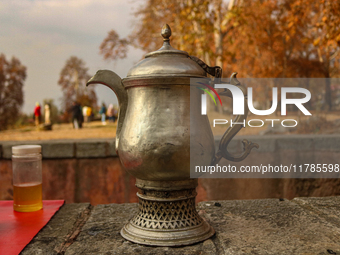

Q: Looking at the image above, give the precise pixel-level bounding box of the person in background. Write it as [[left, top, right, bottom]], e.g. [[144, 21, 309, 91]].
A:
[[79, 104, 84, 128], [86, 106, 92, 122], [34, 102, 41, 126], [82, 106, 88, 123], [113, 107, 118, 122], [71, 101, 83, 129], [44, 104, 51, 124], [99, 103, 107, 125], [107, 104, 114, 122]]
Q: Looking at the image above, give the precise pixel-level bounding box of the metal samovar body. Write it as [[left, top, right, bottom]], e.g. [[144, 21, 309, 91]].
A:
[[119, 82, 214, 181], [87, 24, 257, 246]]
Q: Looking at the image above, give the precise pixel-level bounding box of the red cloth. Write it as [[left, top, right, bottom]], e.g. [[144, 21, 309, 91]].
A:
[[34, 105, 41, 116], [0, 200, 65, 255]]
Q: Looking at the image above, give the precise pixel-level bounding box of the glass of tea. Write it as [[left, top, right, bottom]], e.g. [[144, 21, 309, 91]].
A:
[[12, 145, 43, 212]]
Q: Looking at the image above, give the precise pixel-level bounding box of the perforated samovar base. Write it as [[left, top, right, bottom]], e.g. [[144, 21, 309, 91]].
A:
[[120, 179, 215, 246]]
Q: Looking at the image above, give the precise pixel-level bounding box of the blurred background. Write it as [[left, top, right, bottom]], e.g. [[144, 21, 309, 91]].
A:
[[0, 0, 339, 204], [0, 0, 339, 135]]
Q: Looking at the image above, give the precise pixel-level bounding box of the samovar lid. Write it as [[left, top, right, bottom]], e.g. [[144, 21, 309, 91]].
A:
[[125, 24, 206, 79]]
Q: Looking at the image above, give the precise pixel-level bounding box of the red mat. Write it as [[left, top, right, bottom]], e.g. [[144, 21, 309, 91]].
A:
[[0, 200, 65, 255]]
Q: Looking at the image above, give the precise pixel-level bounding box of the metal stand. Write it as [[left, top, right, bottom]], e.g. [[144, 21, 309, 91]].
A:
[[121, 179, 215, 246]]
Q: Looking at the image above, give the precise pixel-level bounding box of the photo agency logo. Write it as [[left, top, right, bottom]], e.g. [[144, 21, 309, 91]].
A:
[[197, 77, 312, 128]]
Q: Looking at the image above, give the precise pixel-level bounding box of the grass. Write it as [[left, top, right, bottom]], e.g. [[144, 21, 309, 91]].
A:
[[0, 111, 339, 141], [0, 121, 117, 141]]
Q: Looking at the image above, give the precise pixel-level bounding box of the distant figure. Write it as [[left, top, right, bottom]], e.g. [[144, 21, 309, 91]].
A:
[[99, 103, 107, 125], [71, 102, 83, 129], [34, 102, 41, 126], [107, 104, 114, 122], [113, 108, 118, 122], [44, 104, 51, 124], [86, 106, 92, 122], [82, 106, 88, 123]]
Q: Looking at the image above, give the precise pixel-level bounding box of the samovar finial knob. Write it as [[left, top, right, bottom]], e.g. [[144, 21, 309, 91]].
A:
[[161, 24, 171, 43]]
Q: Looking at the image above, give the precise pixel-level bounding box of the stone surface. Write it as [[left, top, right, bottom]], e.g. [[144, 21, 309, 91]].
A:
[[276, 135, 314, 151], [314, 135, 340, 152], [75, 139, 108, 158], [21, 203, 91, 255], [1, 141, 26, 159], [42, 140, 75, 158], [107, 139, 117, 156], [21, 197, 340, 254], [200, 199, 340, 254], [292, 196, 340, 228], [0, 138, 118, 159]]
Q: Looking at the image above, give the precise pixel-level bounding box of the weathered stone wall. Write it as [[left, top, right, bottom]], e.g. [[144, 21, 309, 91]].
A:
[[0, 139, 138, 205], [1, 135, 339, 204]]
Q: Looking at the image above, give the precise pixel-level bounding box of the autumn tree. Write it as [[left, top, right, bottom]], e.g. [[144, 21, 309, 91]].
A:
[[0, 53, 26, 130], [306, 0, 340, 110], [100, 0, 235, 113], [58, 56, 97, 115], [100, 0, 340, 110], [221, 0, 339, 110], [100, 0, 235, 71], [100, 30, 129, 61]]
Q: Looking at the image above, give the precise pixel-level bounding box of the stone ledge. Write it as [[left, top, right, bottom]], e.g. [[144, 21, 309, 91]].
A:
[[75, 139, 108, 158], [21, 196, 340, 254], [314, 135, 340, 151], [0, 138, 117, 159], [0, 134, 339, 159], [42, 141, 75, 158]]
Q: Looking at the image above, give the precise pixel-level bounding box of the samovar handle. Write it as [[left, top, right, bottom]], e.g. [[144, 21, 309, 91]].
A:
[[189, 56, 222, 78], [189, 56, 259, 164], [212, 73, 259, 165]]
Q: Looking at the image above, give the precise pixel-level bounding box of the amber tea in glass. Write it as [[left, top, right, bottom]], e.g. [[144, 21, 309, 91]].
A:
[[12, 145, 43, 212]]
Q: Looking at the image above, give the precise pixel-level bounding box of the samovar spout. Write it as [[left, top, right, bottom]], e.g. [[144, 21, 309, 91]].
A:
[[86, 70, 128, 153]]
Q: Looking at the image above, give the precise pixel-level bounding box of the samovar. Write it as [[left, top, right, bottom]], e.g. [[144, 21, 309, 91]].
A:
[[87, 24, 258, 246]]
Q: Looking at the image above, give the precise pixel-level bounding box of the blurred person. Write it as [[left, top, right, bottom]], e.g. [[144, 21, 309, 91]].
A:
[[34, 102, 41, 126], [113, 107, 118, 122], [86, 106, 92, 122], [83, 106, 88, 123], [99, 103, 107, 125], [70, 101, 83, 129], [107, 104, 114, 122], [44, 104, 51, 124]]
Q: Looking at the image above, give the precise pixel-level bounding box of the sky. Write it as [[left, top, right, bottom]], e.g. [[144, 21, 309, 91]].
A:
[[0, 0, 145, 114]]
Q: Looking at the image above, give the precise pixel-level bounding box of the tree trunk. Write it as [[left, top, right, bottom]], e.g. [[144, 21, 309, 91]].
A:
[[213, 0, 223, 69], [212, 0, 224, 114]]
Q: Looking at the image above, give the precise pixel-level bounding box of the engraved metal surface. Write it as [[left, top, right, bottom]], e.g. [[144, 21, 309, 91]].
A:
[[131, 196, 202, 230], [120, 179, 215, 246], [127, 24, 206, 78]]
